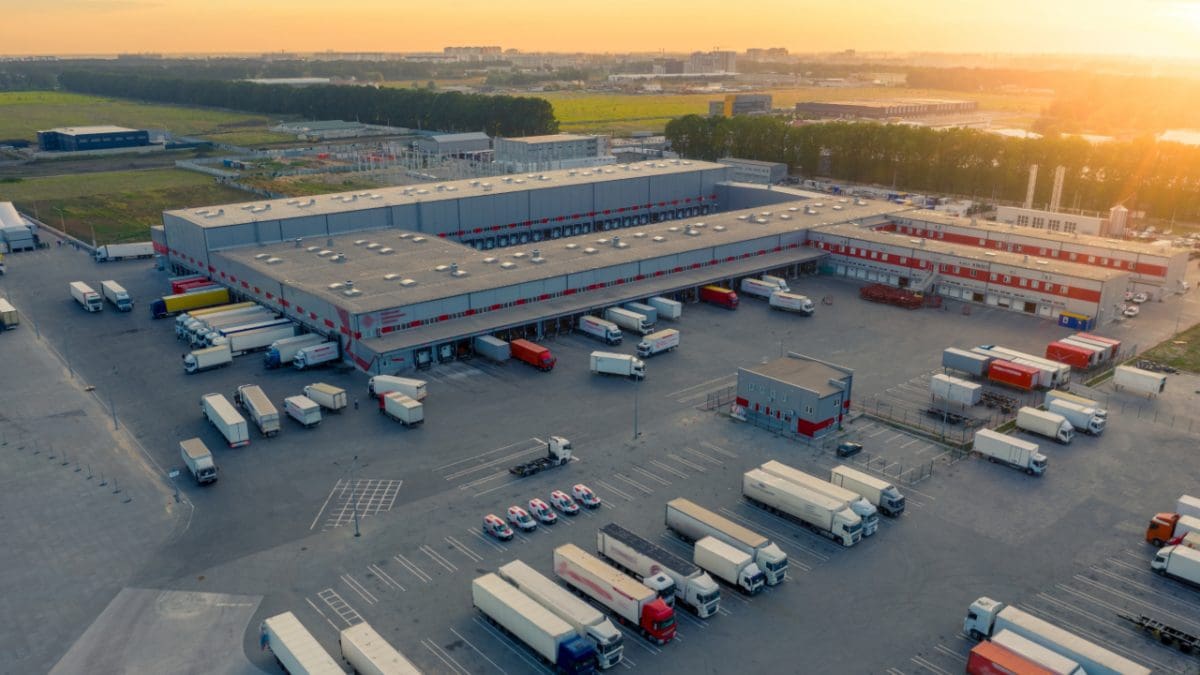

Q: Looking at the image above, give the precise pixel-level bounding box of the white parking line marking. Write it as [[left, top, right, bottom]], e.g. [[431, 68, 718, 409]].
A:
[[449, 627, 508, 674], [700, 441, 738, 458], [444, 444, 544, 480], [613, 472, 654, 494], [596, 479, 636, 501], [445, 535, 485, 563], [933, 644, 966, 663], [367, 563, 406, 592], [317, 588, 362, 627], [650, 459, 689, 479], [630, 465, 671, 486], [899, 437, 920, 449], [866, 427, 890, 438], [473, 616, 554, 674], [340, 573, 378, 605], [421, 638, 470, 675], [667, 453, 708, 473], [394, 553, 434, 583], [437, 437, 542, 471], [667, 374, 736, 399], [469, 528, 508, 552], [683, 446, 724, 465], [420, 544, 458, 573], [909, 656, 951, 675], [304, 596, 339, 631], [720, 505, 832, 562], [1025, 598, 1176, 672]]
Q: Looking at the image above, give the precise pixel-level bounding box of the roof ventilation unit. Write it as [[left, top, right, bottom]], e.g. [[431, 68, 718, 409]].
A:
[[652, 236, 666, 242], [500, 261, 517, 269], [411, 236, 427, 243], [399, 279, 417, 287], [354, 239, 368, 246], [788, 206, 800, 212], [265, 257, 283, 264], [583, 247, 598, 254], [738, 215, 751, 221], [482, 257, 498, 264], [416, 189, 429, 195], [343, 288, 362, 297], [378, 247, 394, 255], [611, 236, 621, 248], [255, 253, 271, 260], [512, 251, 528, 259], [633, 232, 647, 238], [685, 227, 700, 237], [530, 249, 545, 263], [713, 225, 726, 232], [366, 242, 381, 250], [780, 214, 792, 220], [317, 250, 334, 257], [450, 264, 468, 278], [436, 185, 446, 192], [327, 282, 345, 290], [383, 273, 401, 281], [398, 232, 412, 239], [294, 238, 303, 248], [326, 237, 334, 247], [331, 253, 347, 263], [565, 243, 579, 250], [434, 264, 450, 272], [667, 226, 680, 233]]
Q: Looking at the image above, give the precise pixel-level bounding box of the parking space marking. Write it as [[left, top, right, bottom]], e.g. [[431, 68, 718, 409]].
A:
[[613, 472, 654, 494], [367, 563, 406, 592], [317, 479, 404, 531], [1025, 598, 1177, 672], [933, 644, 966, 663], [442, 440, 546, 480], [700, 441, 738, 458], [421, 637, 471, 675], [474, 478, 524, 498], [316, 588, 362, 627], [449, 627, 508, 674], [457, 470, 513, 491], [394, 553, 434, 583], [473, 616, 555, 674], [595, 479, 636, 502], [1095, 563, 1200, 614], [683, 446, 724, 465], [303, 596, 339, 631], [340, 573, 378, 605], [614, 624, 662, 655], [420, 544, 458, 573], [630, 465, 671, 486], [438, 438, 541, 471], [909, 656, 952, 675], [666, 453, 708, 473], [649, 459, 689, 479], [445, 536, 485, 563], [667, 374, 736, 400], [898, 438, 921, 449], [468, 528, 509, 553], [1071, 574, 1200, 631], [866, 427, 890, 439], [675, 609, 709, 630]]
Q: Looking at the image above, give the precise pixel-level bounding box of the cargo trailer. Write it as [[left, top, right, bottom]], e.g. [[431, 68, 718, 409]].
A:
[[699, 285, 738, 309], [623, 301, 658, 325], [200, 393, 250, 448], [768, 291, 815, 315], [973, 429, 1046, 475], [553, 544, 675, 645], [930, 373, 982, 406], [179, 438, 217, 485], [234, 384, 280, 437], [1073, 332, 1120, 360], [100, 280, 133, 312], [646, 296, 682, 320], [739, 277, 780, 299], [473, 335, 511, 363], [380, 392, 423, 427], [635, 329, 679, 358], [595, 522, 720, 618], [1015, 407, 1074, 444], [260, 612, 344, 675], [944, 347, 992, 378], [339, 622, 422, 675], [1151, 544, 1200, 588], [183, 344, 233, 374], [263, 334, 326, 368], [471, 573, 597, 674], [986, 359, 1041, 391], [210, 324, 296, 356], [1046, 399, 1105, 435], [664, 498, 787, 585], [511, 339, 555, 371], [742, 469, 862, 546], [1113, 365, 1166, 396], [1044, 341, 1093, 369], [589, 351, 645, 379], [0, 298, 18, 329], [990, 630, 1085, 675], [151, 287, 230, 319], [578, 315, 623, 345], [69, 281, 103, 312], [759, 460, 877, 535], [303, 383, 347, 412], [285, 396, 322, 428], [93, 242, 154, 262], [1043, 390, 1107, 419], [603, 307, 651, 336], [293, 342, 340, 370], [830, 465, 906, 517], [368, 375, 427, 401]]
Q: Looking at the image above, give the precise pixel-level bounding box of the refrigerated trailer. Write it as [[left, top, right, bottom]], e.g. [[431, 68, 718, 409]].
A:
[[973, 429, 1045, 475], [339, 621, 422, 675], [260, 612, 343, 675], [742, 469, 863, 546], [830, 465, 906, 517], [663, 498, 787, 585], [759, 460, 877, 536], [1113, 365, 1166, 396], [553, 543, 676, 645], [595, 522, 721, 618], [471, 573, 597, 674], [200, 393, 250, 448]]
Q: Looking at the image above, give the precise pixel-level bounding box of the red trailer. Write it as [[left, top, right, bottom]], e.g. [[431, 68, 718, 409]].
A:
[[987, 359, 1040, 391], [699, 285, 739, 309], [169, 274, 206, 294], [510, 339, 556, 371], [1044, 341, 1092, 370], [966, 640, 1055, 675], [1073, 332, 1120, 360], [174, 278, 216, 294]]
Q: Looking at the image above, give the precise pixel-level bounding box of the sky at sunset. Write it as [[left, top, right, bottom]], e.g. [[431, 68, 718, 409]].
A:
[[2, 0, 1199, 58]]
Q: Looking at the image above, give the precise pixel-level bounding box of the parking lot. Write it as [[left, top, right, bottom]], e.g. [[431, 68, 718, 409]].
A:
[[4, 245, 1200, 673]]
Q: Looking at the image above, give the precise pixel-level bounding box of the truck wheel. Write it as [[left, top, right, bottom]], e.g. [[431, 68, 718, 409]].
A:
[[1152, 538, 1164, 547], [1025, 468, 1034, 476], [968, 629, 983, 640]]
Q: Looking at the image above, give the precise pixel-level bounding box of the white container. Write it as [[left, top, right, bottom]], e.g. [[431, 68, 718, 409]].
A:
[[1016, 406, 1075, 444], [0, 298, 18, 329], [646, 296, 682, 320], [759, 460, 877, 536], [304, 383, 347, 412], [179, 438, 217, 484], [603, 307, 651, 335], [623, 301, 658, 325], [578, 315, 623, 345], [234, 384, 280, 437], [69, 281, 103, 312], [368, 375, 427, 400], [636, 329, 679, 358], [207, 317, 292, 346], [264, 334, 326, 368], [473, 335, 511, 362], [294, 342, 340, 370], [200, 393, 249, 448], [739, 277, 779, 299], [1178, 495, 1200, 520], [590, 351, 645, 379], [768, 291, 814, 315], [943, 347, 992, 377], [693, 536, 764, 594], [742, 469, 862, 546], [339, 622, 422, 675], [664, 498, 788, 585], [472, 573, 594, 670], [100, 280, 133, 311], [93, 242, 154, 262], [1046, 399, 1105, 435], [285, 395, 322, 428], [184, 344, 233, 374], [830, 465, 906, 517], [381, 392, 423, 426], [930, 373, 983, 406], [1113, 365, 1167, 396], [260, 612, 343, 675], [1044, 390, 1107, 419], [211, 324, 296, 356], [974, 428, 1046, 475], [1151, 545, 1200, 587]]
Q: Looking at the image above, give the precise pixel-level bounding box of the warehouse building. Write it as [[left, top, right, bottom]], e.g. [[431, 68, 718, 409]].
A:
[[412, 132, 492, 156], [708, 94, 773, 117], [718, 158, 788, 185], [795, 99, 977, 120], [735, 354, 854, 438], [37, 126, 150, 152], [494, 134, 613, 172]]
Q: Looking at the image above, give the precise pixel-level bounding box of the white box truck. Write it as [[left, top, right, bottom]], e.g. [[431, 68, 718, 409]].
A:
[[211, 324, 296, 356], [473, 335, 511, 363], [380, 392, 423, 427], [184, 344, 233, 374], [70, 281, 103, 312], [1113, 365, 1167, 396], [646, 296, 682, 320], [1043, 390, 1107, 419], [93, 242, 154, 262], [260, 611, 344, 675], [339, 621, 422, 675], [1016, 407, 1074, 444], [595, 522, 721, 618], [264, 334, 326, 368], [1046, 399, 1106, 435], [739, 277, 780, 299], [973, 428, 1046, 475], [963, 597, 1152, 675], [304, 383, 347, 413], [234, 384, 281, 437], [553, 544, 676, 645], [471, 573, 598, 674], [759, 460, 877, 536], [497, 560, 624, 669], [636, 329, 679, 358], [589, 351, 645, 379], [204, 317, 293, 347], [830, 465, 906, 517], [623, 301, 658, 325], [930, 373, 982, 406], [179, 438, 217, 485], [693, 536, 765, 596], [760, 274, 790, 292], [175, 302, 255, 339], [664, 498, 787, 585], [200, 393, 250, 448], [1151, 544, 1200, 588], [578, 315, 623, 345], [1178, 495, 1200, 520], [100, 280, 133, 312], [293, 342, 340, 370], [742, 469, 863, 547], [368, 375, 427, 401], [603, 307, 651, 335], [285, 395, 322, 428], [768, 291, 815, 315]]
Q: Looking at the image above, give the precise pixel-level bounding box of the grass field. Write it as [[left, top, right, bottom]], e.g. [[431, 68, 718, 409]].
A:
[[0, 91, 293, 145], [0, 169, 251, 244], [1140, 321, 1200, 373]]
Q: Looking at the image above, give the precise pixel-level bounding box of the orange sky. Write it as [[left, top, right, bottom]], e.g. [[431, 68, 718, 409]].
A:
[[2, 0, 1198, 58]]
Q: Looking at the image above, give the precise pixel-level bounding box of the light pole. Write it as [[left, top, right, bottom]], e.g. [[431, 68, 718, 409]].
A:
[[632, 378, 640, 441], [351, 454, 361, 537]]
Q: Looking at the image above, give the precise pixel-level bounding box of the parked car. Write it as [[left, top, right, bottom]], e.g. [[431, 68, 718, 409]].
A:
[[507, 505, 538, 532], [1124, 305, 1141, 317], [1124, 291, 1135, 301], [836, 441, 864, 458], [528, 498, 558, 524], [483, 513, 514, 541], [1133, 292, 1149, 303], [572, 483, 602, 509], [549, 490, 580, 515]]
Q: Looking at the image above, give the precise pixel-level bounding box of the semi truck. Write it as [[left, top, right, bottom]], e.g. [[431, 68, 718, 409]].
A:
[[151, 287, 230, 319], [768, 291, 815, 315], [263, 334, 326, 368], [180, 304, 269, 337], [496, 560, 624, 670], [963, 597, 1152, 675], [1113, 365, 1167, 396], [624, 301, 658, 325], [202, 317, 292, 347], [943, 347, 992, 378], [100, 280, 133, 312], [739, 277, 783, 299], [578, 316, 623, 345], [553, 543, 676, 645], [93, 242, 154, 262], [589, 351, 645, 380], [1046, 399, 1106, 435], [986, 359, 1041, 391], [179, 438, 217, 485], [646, 296, 682, 320], [472, 573, 597, 674], [603, 307, 652, 336], [260, 612, 343, 675], [973, 429, 1046, 475], [830, 465, 906, 517], [663, 498, 788, 585], [742, 469, 863, 546], [210, 324, 296, 356], [509, 437, 574, 477], [339, 622, 422, 675], [1044, 341, 1095, 369], [70, 281, 103, 312], [693, 536, 765, 595], [293, 342, 340, 370], [201, 393, 250, 448], [473, 335, 511, 363], [380, 392, 423, 427], [1043, 390, 1107, 419], [183, 344, 233, 374], [760, 274, 790, 292], [930, 373, 982, 406], [1015, 407, 1074, 444], [595, 522, 721, 618], [760, 460, 878, 535], [174, 301, 256, 338], [968, 631, 1085, 675], [304, 383, 347, 413], [1151, 544, 1200, 587], [699, 285, 738, 309], [636, 329, 679, 358], [980, 346, 1071, 387], [1146, 513, 1200, 546], [0, 298, 18, 329], [187, 308, 277, 345], [285, 395, 322, 428], [511, 339, 556, 371], [368, 375, 427, 401], [234, 384, 280, 437]]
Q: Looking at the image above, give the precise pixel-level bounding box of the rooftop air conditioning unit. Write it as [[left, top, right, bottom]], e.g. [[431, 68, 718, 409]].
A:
[[265, 257, 283, 264], [354, 240, 368, 246], [565, 243, 579, 250], [255, 253, 271, 260], [383, 273, 400, 281], [500, 261, 517, 269], [583, 247, 598, 254], [366, 243, 381, 250], [399, 279, 417, 287]]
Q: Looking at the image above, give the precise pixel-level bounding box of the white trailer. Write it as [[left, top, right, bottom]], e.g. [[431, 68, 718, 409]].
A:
[[636, 329, 679, 358], [739, 277, 780, 299], [974, 428, 1046, 475], [990, 630, 1086, 675], [234, 384, 281, 437], [187, 308, 276, 344], [623, 301, 658, 325], [1151, 544, 1200, 587], [380, 392, 423, 427], [963, 597, 1152, 675], [578, 315, 623, 345], [1046, 399, 1105, 435], [981, 346, 1071, 387], [589, 351, 645, 379], [693, 536, 765, 595], [293, 342, 340, 370], [69, 281, 103, 312], [1178, 495, 1200, 520], [184, 344, 233, 374], [552, 543, 676, 645], [0, 298, 18, 329], [1016, 407, 1074, 444], [100, 280, 133, 311], [760, 274, 790, 292], [200, 393, 250, 448], [260, 611, 344, 675], [768, 291, 815, 315], [742, 469, 863, 546], [368, 375, 427, 401], [175, 302, 256, 338], [603, 307, 652, 335], [497, 560, 625, 669], [471, 573, 597, 672], [264, 334, 326, 368], [285, 396, 322, 428], [1044, 390, 1107, 419], [211, 324, 296, 356], [760, 460, 878, 535], [664, 498, 788, 585], [93, 242, 154, 262], [595, 522, 721, 618], [830, 465, 906, 517], [930, 373, 982, 406], [204, 317, 292, 347], [304, 383, 348, 412], [646, 296, 682, 320], [339, 622, 422, 675], [473, 335, 511, 362], [943, 347, 992, 378], [179, 438, 217, 485], [1113, 365, 1167, 396]]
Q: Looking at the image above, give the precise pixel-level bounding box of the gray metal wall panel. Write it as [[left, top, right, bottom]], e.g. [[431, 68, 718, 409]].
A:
[[279, 215, 330, 241], [713, 236, 779, 259], [389, 203, 421, 230], [595, 177, 649, 210], [530, 184, 592, 220], [595, 261, 640, 284], [673, 248, 713, 267], [637, 255, 677, 276], [490, 284, 522, 304], [460, 193, 527, 232], [567, 269, 600, 288], [204, 223, 254, 251], [418, 200, 461, 235], [329, 207, 388, 234], [253, 219, 284, 244]]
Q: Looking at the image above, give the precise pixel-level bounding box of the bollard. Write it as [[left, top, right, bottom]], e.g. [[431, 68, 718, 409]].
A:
[[86, 463, 93, 479], [98, 472, 107, 487], [61, 450, 70, 467], [112, 478, 121, 494]]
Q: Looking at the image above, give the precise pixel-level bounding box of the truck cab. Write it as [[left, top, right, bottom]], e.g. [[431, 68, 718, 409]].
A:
[[760, 274, 790, 292], [1147, 513, 1200, 546], [963, 596, 1003, 640], [641, 573, 676, 608]]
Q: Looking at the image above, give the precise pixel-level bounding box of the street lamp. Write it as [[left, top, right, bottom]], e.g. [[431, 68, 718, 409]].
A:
[[632, 378, 640, 441], [351, 454, 361, 537]]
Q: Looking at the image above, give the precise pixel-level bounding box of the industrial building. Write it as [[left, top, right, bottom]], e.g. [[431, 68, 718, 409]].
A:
[[687, 51, 737, 74], [709, 94, 772, 117], [412, 132, 492, 156], [795, 99, 978, 120], [992, 205, 1114, 237], [718, 158, 788, 185], [37, 126, 149, 152], [735, 354, 854, 438], [493, 134, 612, 172]]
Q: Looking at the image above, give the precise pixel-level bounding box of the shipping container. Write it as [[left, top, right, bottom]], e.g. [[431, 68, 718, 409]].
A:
[[943, 347, 991, 378], [699, 285, 738, 309], [1113, 366, 1166, 396], [473, 335, 511, 362], [646, 296, 682, 320], [930, 373, 982, 406], [987, 359, 1040, 391], [1044, 341, 1093, 370]]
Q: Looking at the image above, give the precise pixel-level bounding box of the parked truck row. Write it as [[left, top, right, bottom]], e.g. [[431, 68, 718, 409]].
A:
[[261, 611, 422, 675]]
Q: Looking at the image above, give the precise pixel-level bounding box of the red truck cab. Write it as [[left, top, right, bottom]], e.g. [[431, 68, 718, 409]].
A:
[[1147, 512, 1200, 546], [700, 285, 739, 309], [510, 338, 556, 371], [642, 598, 676, 645]]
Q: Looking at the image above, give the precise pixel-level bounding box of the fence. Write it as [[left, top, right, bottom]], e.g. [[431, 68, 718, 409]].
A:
[[840, 447, 937, 486], [855, 396, 1008, 448], [703, 385, 738, 411]]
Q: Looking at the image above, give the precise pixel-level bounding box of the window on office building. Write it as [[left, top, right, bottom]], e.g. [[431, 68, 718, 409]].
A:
[[1063, 223, 1077, 234]]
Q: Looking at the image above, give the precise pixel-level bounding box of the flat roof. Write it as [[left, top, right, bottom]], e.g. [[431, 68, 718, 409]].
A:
[[744, 356, 849, 397], [497, 134, 597, 144], [166, 159, 728, 229], [797, 98, 974, 109], [424, 132, 490, 142], [215, 200, 902, 314], [815, 222, 1129, 281], [719, 158, 787, 168], [41, 125, 139, 135]]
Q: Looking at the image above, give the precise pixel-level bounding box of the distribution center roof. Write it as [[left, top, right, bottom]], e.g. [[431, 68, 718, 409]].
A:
[[498, 134, 597, 144], [744, 357, 850, 398], [41, 125, 139, 135]]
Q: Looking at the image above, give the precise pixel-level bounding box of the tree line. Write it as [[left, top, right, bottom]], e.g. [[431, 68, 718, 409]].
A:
[[57, 70, 558, 137], [665, 114, 1200, 221]]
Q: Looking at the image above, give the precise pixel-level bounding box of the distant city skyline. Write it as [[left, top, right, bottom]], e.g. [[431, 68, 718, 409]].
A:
[[2, 0, 1198, 59]]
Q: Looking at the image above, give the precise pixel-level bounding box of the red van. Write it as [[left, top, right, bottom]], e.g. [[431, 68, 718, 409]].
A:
[[700, 285, 739, 309], [510, 339, 556, 371]]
